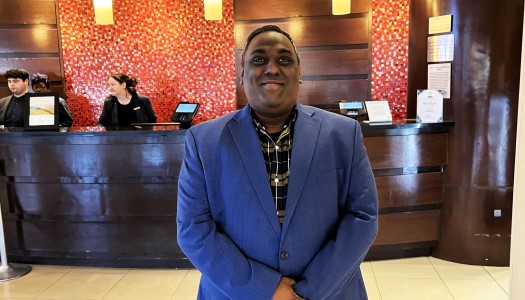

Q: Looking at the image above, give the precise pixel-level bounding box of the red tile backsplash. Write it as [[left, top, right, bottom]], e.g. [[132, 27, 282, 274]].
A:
[[58, 0, 409, 125], [58, 0, 236, 125], [371, 0, 410, 119]]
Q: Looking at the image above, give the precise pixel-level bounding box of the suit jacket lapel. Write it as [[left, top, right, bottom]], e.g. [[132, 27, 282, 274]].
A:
[[228, 106, 281, 236], [282, 104, 321, 234]]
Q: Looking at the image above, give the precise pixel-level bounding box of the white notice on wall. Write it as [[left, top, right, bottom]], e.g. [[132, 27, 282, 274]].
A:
[[429, 15, 452, 34], [428, 34, 454, 62], [428, 63, 451, 99]]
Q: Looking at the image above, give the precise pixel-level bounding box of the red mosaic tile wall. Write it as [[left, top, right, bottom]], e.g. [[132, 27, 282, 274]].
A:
[[58, 0, 409, 125], [58, 0, 236, 125], [371, 0, 410, 119]]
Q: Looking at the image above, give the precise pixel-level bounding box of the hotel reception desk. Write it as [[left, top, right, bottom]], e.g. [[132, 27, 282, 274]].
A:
[[0, 121, 452, 267]]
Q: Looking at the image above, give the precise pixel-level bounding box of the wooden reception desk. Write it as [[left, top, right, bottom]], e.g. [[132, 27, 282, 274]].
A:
[[0, 121, 452, 267]]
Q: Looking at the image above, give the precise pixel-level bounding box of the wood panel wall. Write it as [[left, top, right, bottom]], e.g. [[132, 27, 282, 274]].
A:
[[234, 0, 371, 108], [0, 0, 65, 98]]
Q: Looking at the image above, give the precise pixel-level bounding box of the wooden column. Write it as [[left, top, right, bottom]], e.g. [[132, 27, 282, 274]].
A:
[[408, 0, 523, 266]]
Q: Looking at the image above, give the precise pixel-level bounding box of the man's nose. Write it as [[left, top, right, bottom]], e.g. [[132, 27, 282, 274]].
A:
[[264, 60, 279, 75]]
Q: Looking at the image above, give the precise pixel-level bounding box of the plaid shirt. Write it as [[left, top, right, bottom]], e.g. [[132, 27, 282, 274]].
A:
[[251, 108, 297, 225]]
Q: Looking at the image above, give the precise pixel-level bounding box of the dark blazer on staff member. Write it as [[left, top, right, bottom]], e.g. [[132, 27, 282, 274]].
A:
[[0, 94, 25, 125], [97, 93, 157, 126]]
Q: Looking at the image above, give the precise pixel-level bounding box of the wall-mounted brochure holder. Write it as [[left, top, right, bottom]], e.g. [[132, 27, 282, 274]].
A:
[[23, 93, 59, 131], [364, 101, 392, 124]]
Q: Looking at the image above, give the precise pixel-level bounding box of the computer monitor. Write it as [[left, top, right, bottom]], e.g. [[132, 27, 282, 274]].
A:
[[171, 102, 200, 124]]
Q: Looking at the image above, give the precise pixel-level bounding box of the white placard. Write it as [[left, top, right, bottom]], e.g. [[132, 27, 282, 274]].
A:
[[365, 101, 392, 123], [417, 90, 443, 123], [429, 15, 452, 34], [428, 34, 454, 62], [428, 63, 451, 98], [29, 96, 55, 126]]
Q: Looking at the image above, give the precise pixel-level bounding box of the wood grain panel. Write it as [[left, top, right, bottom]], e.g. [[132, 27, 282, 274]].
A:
[[0, 58, 62, 82], [235, 18, 369, 49], [0, 143, 185, 177], [0, 29, 59, 53], [373, 210, 440, 245], [236, 79, 369, 106], [11, 220, 180, 254], [365, 133, 448, 169], [299, 49, 369, 76], [0, 87, 11, 98], [235, 49, 369, 78], [376, 172, 443, 208], [235, 0, 369, 20], [8, 182, 178, 216], [0, 0, 56, 25]]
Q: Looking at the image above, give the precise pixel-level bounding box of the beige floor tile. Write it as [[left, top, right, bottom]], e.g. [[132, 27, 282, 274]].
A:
[[0, 272, 65, 299], [429, 257, 493, 280], [126, 268, 186, 275], [360, 261, 374, 278], [376, 278, 453, 300], [37, 272, 125, 300], [484, 266, 510, 280], [170, 270, 201, 300], [102, 271, 187, 300], [29, 264, 73, 273], [69, 267, 129, 274], [363, 277, 382, 300], [496, 279, 510, 293], [371, 257, 439, 279], [443, 278, 508, 300], [377, 257, 432, 265]]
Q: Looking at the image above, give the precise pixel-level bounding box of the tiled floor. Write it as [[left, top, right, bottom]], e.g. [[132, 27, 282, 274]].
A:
[[0, 257, 509, 299]]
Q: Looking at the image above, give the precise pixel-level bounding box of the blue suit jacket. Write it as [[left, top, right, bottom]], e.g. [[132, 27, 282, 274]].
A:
[[177, 104, 378, 300]]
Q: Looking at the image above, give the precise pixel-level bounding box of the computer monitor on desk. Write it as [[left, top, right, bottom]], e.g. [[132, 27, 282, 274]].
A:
[[170, 102, 199, 129]]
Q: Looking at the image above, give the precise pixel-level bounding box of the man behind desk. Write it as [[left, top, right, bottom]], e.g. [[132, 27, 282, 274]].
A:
[[0, 68, 30, 127], [177, 25, 378, 299], [0, 68, 73, 127]]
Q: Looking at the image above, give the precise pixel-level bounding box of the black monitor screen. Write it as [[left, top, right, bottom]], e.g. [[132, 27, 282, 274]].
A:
[[176, 103, 199, 114]]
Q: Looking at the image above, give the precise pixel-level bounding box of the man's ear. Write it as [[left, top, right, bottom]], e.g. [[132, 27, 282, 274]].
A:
[[240, 69, 244, 85]]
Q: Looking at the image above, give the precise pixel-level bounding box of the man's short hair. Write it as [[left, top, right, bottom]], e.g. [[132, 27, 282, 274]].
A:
[[4, 68, 30, 81], [30, 73, 51, 89], [241, 25, 300, 66]]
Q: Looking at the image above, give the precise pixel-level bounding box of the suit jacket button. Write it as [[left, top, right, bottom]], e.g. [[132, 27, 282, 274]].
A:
[[280, 251, 289, 260]]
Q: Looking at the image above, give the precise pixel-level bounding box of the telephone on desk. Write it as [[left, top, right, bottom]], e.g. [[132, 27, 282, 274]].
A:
[[339, 101, 367, 119], [171, 102, 200, 129]]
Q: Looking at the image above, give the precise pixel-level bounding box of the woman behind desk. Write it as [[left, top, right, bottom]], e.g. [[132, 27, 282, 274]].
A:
[[98, 73, 157, 126]]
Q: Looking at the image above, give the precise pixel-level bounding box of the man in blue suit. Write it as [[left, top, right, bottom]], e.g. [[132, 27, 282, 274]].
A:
[[177, 25, 378, 299]]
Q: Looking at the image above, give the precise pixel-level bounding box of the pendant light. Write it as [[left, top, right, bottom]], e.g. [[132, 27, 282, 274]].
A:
[[332, 0, 351, 15], [204, 0, 222, 21], [93, 0, 114, 25]]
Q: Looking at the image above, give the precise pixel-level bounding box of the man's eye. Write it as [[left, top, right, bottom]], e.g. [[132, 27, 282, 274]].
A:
[[251, 57, 266, 65], [278, 57, 292, 64]]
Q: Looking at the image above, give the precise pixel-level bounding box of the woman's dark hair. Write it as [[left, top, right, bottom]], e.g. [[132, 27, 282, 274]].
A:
[[110, 73, 138, 94], [4, 68, 30, 81], [30, 73, 51, 89]]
